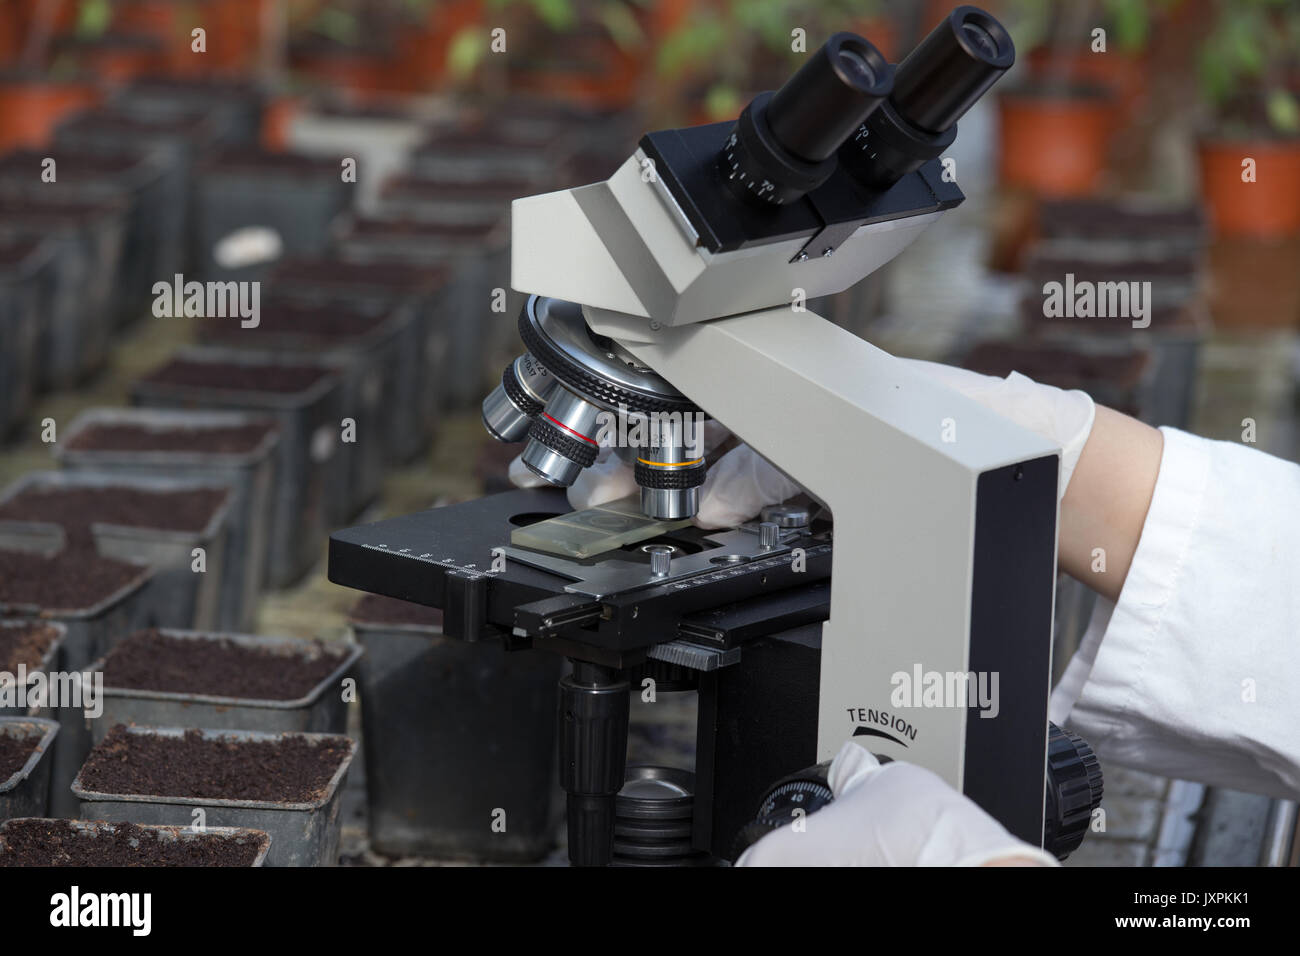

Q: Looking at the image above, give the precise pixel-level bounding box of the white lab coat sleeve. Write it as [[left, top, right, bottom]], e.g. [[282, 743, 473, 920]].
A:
[[1048, 426, 1300, 799]]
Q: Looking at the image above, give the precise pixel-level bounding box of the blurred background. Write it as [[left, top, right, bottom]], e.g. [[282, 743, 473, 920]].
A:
[[0, 0, 1297, 868]]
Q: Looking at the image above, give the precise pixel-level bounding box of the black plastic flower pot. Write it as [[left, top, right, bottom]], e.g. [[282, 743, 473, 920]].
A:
[[193, 149, 354, 284], [0, 619, 67, 720], [56, 407, 280, 632], [348, 594, 562, 861], [0, 146, 174, 326], [131, 347, 343, 589], [88, 628, 361, 741], [0, 548, 153, 818], [267, 256, 451, 464], [332, 213, 515, 409], [115, 76, 266, 148], [0, 196, 128, 389], [0, 817, 271, 866], [0, 238, 50, 434], [0, 471, 233, 633], [73, 725, 357, 867], [54, 103, 224, 272], [198, 293, 415, 522], [0, 718, 60, 821]]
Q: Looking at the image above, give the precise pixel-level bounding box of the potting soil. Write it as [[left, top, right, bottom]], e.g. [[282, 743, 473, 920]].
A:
[[0, 819, 264, 866], [0, 548, 143, 610], [67, 422, 275, 455], [80, 726, 350, 804], [102, 629, 347, 700], [0, 622, 59, 673]]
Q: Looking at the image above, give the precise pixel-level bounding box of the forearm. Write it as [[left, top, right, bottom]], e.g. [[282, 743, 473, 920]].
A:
[[1057, 405, 1164, 601]]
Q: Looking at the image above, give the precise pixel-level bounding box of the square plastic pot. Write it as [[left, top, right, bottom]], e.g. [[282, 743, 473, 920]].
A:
[[0, 718, 59, 820], [0, 556, 152, 818], [197, 294, 413, 522], [0, 145, 172, 326], [0, 238, 50, 436], [0, 619, 66, 719], [56, 407, 279, 632], [73, 726, 357, 867], [87, 629, 361, 742], [0, 817, 272, 866], [0, 196, 127, 388], [350, 607, 561, 861], [268, 257, 452, 463], [193, 149, 353, 284], [333, 213, 515, 408], [0, 470, 233, 633], [130, 347, 343, 589]]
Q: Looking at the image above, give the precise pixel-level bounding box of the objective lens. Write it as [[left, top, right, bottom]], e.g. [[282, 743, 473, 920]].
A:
[[719, 32, 892, 207], [482, 353, 558, 443], [520, 387, 603, 487], [838, 5, 1015, 192], [633, 414, 706, 520]]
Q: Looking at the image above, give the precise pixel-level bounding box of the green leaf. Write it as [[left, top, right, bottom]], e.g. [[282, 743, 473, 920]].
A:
[[598, 1, 645, 51], [448, 24, 488, 78], [1266, 89, 1300, 134], [75, 0, 112, 37], [531, 0, 577, 31], [704, 84, 742, 121]]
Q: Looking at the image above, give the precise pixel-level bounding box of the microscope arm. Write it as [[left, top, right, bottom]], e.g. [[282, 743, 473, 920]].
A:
[[586, 303, 1062, 843]]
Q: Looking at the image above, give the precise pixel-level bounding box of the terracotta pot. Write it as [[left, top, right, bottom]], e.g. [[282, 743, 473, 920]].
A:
[[1197, 138, 1300, 239], [0, 77, 99, 150], [261, 93, 302, 152], [1027, 48, 1147, 122], [55, 34, 167, 84], [208, 0, 266, 72], [1207, 236, 1300, 329], [997, 88, 1118, 197]]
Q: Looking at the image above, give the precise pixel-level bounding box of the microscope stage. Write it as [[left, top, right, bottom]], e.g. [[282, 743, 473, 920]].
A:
[[327, 489, 832, 659]]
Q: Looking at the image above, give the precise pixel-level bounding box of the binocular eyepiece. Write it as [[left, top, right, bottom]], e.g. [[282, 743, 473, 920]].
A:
[[720, 4, 1015, 206]]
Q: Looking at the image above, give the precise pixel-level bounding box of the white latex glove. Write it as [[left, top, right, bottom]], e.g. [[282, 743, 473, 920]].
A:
[[737, 740, 1059, 867], [903, 359, 1096, 496]]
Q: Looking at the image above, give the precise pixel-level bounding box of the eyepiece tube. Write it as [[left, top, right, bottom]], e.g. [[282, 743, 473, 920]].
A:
[[891, 5, 1015, 134], [838, 4, 1015, 193], [719, 32, 892, 206], [767, 33, 894, 164]]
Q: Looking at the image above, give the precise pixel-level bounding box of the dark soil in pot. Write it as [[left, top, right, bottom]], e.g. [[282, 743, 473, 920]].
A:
[[0, 819, 265, 866], [138, 358, 331, 394], [102, 629, 348, 700], [200, 297, 392, 345], [0, 729, 43, 780], [0, 622, 59, 673], [349, 593, 443, 628], [0, 548, 143, 611], [80, 726, 351, 803], [66, 421, 276, 455], [0, 486, 228, 550]]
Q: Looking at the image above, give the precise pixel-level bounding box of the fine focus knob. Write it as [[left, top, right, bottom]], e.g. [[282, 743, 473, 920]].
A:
[[1042, 722, 1104, 860]]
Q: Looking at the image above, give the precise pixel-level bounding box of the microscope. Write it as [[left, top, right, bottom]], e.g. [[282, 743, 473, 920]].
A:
[[329, 5, 1103, 865]]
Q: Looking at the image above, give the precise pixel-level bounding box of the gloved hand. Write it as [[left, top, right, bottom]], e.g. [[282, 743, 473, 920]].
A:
[[518, 360, 1097, 526], [736, 740, 1059, 867]]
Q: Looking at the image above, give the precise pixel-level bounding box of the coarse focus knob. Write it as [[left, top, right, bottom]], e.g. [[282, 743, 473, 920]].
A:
[[1042, 722, 1104, 860]]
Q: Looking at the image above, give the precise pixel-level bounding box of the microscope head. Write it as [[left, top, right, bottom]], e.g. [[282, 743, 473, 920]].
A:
[[483, 5, 1016, 518]]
